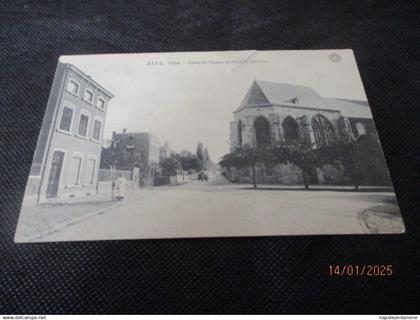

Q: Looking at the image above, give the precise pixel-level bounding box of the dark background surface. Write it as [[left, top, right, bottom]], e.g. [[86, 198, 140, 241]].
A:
[[1, 0, 419, 314]]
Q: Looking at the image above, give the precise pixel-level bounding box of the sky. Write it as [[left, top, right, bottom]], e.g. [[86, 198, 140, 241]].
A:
[[60, 49, 368, 160]]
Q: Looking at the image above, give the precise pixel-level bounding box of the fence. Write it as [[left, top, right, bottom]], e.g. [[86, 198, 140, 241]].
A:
[[98, 169, 132, 182], [154, 172, 190, 186]]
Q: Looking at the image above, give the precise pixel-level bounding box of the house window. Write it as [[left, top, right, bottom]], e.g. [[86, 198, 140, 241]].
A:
[[97, 98, 105, 110], [282, 116, 299, 142], [78, 114, 89, 137], [59, 107, 73, 132], [85, 158, 96, 184], [67, 80, 80, 95], [69, 156, 82, 185], [312, 114, 335, 147], [254, 116, 271, 147], [84, 90, 94, 103], [93, 120, 102, 141]]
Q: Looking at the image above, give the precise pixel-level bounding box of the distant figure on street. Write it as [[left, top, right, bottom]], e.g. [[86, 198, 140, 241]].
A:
[[111, 180, 116, 201], [114, 174, 127, 202], [197, 171, 209, 182]]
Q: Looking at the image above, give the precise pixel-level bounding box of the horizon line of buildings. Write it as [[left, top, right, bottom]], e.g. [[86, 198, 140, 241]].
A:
[[24, 63, 390, 205]]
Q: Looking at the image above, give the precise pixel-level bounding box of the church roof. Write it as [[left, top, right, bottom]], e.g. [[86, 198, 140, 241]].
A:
[[322, 98, 372, 119], [256, 80, 328, 109], [238, 80, 371, 119]]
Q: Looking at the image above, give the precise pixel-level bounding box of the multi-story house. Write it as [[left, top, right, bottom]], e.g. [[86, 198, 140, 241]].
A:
[[25, 62, 114, 203], [101, 129, 160, 185]]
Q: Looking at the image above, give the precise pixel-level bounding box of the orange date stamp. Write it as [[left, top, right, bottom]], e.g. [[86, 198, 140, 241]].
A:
[[328, 265, 393, 277]]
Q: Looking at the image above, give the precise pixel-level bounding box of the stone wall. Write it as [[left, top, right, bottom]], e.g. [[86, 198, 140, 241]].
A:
[[225, 163, 350, 185]]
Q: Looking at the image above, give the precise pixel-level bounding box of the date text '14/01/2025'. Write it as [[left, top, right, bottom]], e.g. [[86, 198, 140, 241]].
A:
[[329, 265, 393, 277]]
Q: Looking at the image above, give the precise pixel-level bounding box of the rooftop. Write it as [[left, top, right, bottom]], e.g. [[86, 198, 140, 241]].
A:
[[112, 130, 159, 142], [63, 63, 115, 98], [237, 80, 372, 119]]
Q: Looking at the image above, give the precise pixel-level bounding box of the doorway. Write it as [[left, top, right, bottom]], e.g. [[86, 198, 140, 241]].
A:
[[46, 151, 65, 198]]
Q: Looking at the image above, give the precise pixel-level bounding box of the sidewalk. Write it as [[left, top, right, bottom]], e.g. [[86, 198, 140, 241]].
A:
[[235, 184, 395, 192], [359, 205, 405, 233], [15, 191, 122, 242]]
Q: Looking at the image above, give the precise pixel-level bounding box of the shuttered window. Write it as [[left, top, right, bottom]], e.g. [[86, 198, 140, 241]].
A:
[[69, 156, 82, 185], [84, 90, 94, 103], [97, 98, 105, 110], [59, 107, 73, 132], [85, 159, 96, 184], [93, 120, 101, 141], [67, 80, 80, 95], [78, 114, 89, 137]]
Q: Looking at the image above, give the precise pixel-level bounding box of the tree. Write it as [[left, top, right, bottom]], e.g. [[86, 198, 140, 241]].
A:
[[220, 136, 388, 191], [313, 142, 358, 189], [100, 146, 143, 170], [203, 148, 210, 162], [196, 142, 205, 171], [219, 145, 264, 188], [203, 147, 210, 169], [169, 150, 203, 172], [317, 135, 392, 190], [160, 155, 181, 177], [285, 141, 320, 190], [176, 151, 199, 172], [298, 138, 388, 191], [220, 142, 321, 190], [196, 142, 204, 161], [100, 146, 113, 169]]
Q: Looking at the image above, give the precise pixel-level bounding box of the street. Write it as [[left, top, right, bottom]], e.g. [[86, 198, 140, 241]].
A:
[[16, 177, 404, 242]]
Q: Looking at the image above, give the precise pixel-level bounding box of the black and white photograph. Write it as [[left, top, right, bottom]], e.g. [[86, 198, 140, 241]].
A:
[[14, 49, 405, 242], [3, 0, 420, 316]]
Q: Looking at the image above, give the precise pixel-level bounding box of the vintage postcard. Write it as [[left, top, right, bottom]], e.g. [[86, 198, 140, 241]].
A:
[[15, 49, 405, 242]]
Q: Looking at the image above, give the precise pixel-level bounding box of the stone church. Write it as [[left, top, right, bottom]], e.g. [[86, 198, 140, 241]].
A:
[[228, 80, 390, 185]]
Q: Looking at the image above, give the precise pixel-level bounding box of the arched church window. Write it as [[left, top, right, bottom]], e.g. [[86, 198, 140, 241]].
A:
[[312, 114, 335, 147], [254, 116, 271, 147], [237, 120, 243, 146], [282, 116, 299, 142]]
